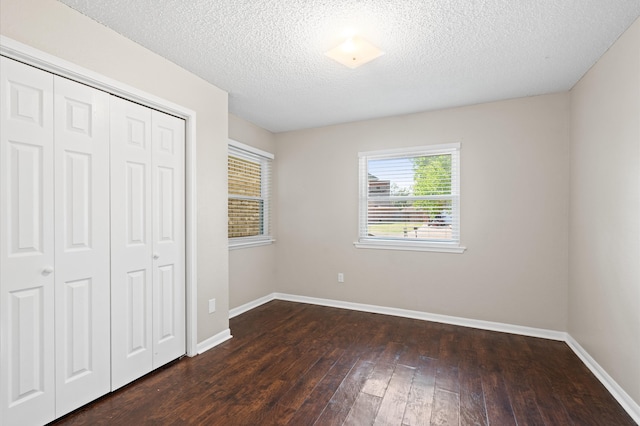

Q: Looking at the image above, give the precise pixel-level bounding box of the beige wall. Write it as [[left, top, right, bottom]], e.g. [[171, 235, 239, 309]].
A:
[[569, 17, 640, 404], [276, 93, 570, 331], [0, 0, 230, 343], [228, 114, 278, 308]]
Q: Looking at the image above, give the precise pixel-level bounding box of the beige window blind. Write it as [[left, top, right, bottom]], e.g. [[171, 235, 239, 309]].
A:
[[228, 141, 273, 246]]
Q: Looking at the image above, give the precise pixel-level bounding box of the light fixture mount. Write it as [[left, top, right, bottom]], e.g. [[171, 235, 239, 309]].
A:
[[325, 36, 384, 69]]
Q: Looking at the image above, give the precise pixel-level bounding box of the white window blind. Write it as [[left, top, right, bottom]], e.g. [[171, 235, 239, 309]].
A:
[[356, 143, 464, 253], [228, 140, 273, 248]]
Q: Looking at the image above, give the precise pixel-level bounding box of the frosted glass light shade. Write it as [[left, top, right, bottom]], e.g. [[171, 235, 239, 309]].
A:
[[325, 37, 384, 69]]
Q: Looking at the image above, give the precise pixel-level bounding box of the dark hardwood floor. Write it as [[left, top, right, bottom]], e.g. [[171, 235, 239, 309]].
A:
[[50, 300, 635, 425]]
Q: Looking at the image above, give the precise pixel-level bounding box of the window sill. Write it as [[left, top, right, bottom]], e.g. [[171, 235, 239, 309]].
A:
[[229, 238, 275, 250], [354, 239, 466, 253]]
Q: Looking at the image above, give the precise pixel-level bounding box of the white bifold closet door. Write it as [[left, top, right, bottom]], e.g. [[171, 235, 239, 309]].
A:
[[53, 75, 111, 417], [0, 57, 111, 425], [110, 97, 185, 390], [0, 55, 56, 426]]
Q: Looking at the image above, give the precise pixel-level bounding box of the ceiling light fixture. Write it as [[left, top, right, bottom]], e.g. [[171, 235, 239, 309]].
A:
[[325, 36, 384, 69]]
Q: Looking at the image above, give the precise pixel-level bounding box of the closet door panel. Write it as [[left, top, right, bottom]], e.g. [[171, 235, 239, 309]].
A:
[[0, 57, 55, 426], [151, 111, 185, 368], [110, 97, 153, 390], [53, 76, 111, 416]]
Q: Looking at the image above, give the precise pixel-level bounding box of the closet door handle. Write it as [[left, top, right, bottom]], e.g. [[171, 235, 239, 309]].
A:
[[42, 266, 54, 276], [153, 253, 160, 260]]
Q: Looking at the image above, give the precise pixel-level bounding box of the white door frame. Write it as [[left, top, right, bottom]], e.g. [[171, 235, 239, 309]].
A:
[[0, 35, 199, 357]]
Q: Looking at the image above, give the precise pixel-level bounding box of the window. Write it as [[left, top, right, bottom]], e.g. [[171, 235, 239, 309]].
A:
[[228, 140, 274, 249], [355, 143, 465, 253]]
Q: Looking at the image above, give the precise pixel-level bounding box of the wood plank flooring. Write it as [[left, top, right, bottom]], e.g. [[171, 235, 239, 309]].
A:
[[50, 300, 635, 425]]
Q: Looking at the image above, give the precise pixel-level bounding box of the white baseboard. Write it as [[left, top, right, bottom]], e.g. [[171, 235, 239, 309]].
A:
[[273, 292, 566, 341], [229, 294, 277, 318], [565, 334, 640, 424], [228, 292, 639, 422], [196, 328, 232, 354]]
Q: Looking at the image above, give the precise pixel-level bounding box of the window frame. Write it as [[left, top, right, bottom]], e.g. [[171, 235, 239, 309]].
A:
[[354, 143, 466, 253], [228, 139, 274, 250]]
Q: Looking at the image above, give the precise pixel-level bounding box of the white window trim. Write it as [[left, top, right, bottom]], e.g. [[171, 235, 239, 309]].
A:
[[229, 139, 274, 161], [229, 236, 276, 250], [355, 142, 466, 254], [228, 139, 274, 249], [354, 239, 466, 253]]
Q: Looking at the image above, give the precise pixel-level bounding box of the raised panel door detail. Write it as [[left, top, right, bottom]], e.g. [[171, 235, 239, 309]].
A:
[[65, 99, 92, 136], [64, 151, 92, 251], [8, 141, 43, 256], [158, 126, 174, 154], [126, 162, 147, 245], [62, 278, 92, 383], [157, 166, 174, 242], [9, 81, 44, 126], [157, 265, 174, 343], [9, 287, 45, 405], [127, 118, 146, 149], [127, 162, 146, 246], [127, 270, 148, 356]]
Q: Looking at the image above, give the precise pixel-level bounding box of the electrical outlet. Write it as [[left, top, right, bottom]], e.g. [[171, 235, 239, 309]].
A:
[[208, 298, 216, 313], [338, 273, 344, 283]]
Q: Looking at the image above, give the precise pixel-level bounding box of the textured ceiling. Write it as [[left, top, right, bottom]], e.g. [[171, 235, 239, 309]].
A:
[[58, 0, 640, 133]]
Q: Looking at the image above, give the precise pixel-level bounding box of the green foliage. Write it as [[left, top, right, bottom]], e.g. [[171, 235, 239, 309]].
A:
[[413, 154, 451, 218]]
